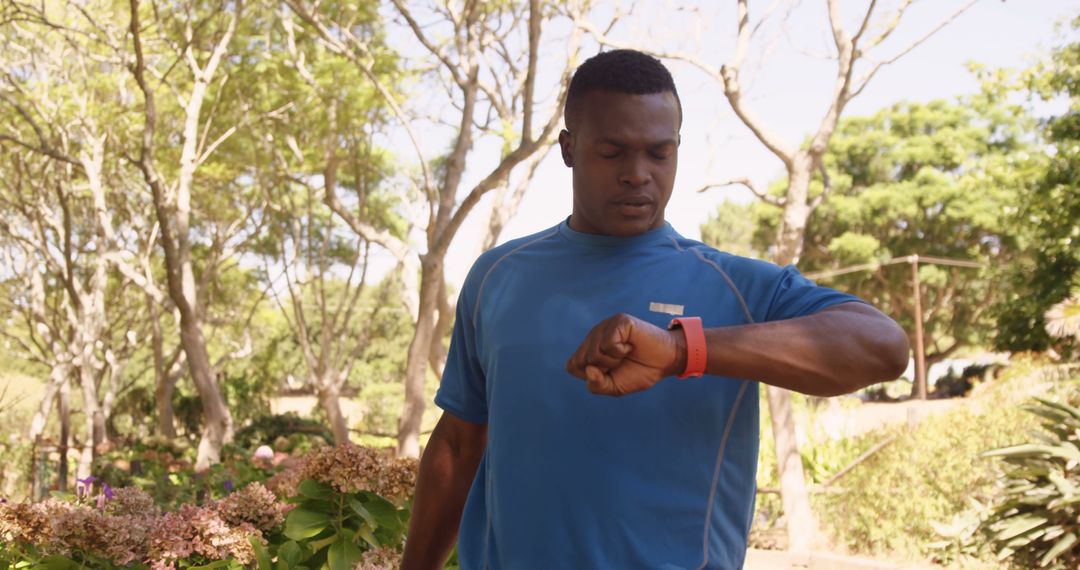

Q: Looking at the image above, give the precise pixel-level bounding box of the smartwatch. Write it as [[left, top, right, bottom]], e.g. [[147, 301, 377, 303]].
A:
[[668, 316, 706, 379]]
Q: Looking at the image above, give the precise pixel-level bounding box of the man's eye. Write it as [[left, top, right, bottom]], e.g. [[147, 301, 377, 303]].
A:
[[598, 149, 620, 158], [651, 147, 675, 160]]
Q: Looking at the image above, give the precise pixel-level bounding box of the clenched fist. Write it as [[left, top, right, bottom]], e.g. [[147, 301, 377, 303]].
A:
[[565, 313, 688, 396]]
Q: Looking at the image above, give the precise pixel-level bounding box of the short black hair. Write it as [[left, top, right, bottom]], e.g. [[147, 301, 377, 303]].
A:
[[564, 49, 682, 130]]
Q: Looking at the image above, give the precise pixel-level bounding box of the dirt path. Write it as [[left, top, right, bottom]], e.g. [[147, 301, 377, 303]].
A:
[[745, 549, 937, 569]]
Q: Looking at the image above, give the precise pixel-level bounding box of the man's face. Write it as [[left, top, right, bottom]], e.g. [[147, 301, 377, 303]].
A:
[[560, 90, 680, 237]]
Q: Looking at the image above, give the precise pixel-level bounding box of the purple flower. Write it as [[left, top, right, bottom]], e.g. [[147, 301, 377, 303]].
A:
[[223, 479, 234, 492], [76, 475, 96, 497], [103, 483, 113, 500]]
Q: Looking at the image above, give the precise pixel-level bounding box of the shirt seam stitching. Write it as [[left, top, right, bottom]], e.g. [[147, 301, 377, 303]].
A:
[[472, 228, 560, 327], [698, 381, 752, 570], [667, 236, 758, 569]]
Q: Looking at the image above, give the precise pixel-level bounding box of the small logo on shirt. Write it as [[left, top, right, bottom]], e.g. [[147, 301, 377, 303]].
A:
[[649, 302, 684, 316]]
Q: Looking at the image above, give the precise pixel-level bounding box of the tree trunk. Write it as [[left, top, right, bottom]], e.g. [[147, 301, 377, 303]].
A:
[[768, 155, 818, 553], [317, 381, 350, 445], [150, 298, 179, 438], [181, 320, 233, 471], [28, 365, 64, 442], [765, 385, 817, 552], [156, 371, 179, 439], [397, 256, 442, 457], [57, 380, 70, 493], [77, 365, 98, 479], [427, 278, 452, 378], [774, 154, 813, 266]]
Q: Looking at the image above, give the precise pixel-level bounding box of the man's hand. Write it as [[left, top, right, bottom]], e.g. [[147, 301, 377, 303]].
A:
[[566, 313, 687, 396]]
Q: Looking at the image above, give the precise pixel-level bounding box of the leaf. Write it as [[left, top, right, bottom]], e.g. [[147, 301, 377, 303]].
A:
[[1033, 397, 1080, 421], [277, 541, 304, 568], [307, 532, 340, 553], [982, 444, 1055, 459], [187, 561, 234, 570], [355, 524, 379, 549], [348, 498, 376, 529], [993, 515, 1047, 541], [32, 557, 78, 570], [284, 508, 332, 540], [360, 493, 403, 533], [326, 537, 362, 570], [250, 536, 272, 570], [1046, 472, 1077, 496], [1038, 532, 1077, 567], [297, 479, 334, 501]]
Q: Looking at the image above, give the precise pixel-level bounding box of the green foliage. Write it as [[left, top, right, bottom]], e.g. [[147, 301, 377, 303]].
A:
[[699, 199, 762, 258], [762, 95, 1044, 366], [978, 390, 1080, 569], [262, 479, 408, 570], [995, 18, 1080, 354], [815, 370, 1047, 560], [90, 443, 270, 511], [233, 414, 333, 452]]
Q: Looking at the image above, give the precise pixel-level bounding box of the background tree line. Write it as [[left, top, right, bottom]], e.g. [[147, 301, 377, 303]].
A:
[[0, 0, 1076, 554], [0, 0, 607, 476]]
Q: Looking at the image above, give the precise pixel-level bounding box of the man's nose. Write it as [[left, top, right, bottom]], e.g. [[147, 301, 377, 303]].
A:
[[618, 156, 651, 187]]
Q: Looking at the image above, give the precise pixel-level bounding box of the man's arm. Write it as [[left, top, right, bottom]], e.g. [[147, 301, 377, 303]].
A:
[[401, 412, 487, 570], [566, 302, 909, 397]]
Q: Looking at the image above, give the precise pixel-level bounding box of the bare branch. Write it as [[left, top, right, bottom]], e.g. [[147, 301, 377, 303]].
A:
[[390, 0, 466, 87], [859, 0, 914, 53], [284, 0, 435, 199], [697, 177, 784, 207], [521, 0, 540, 143], [849, 0, 978, 100]]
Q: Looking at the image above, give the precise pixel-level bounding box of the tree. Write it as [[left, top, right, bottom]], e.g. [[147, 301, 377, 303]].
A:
[[0, 0, 146, 483], [286, 0, 588, 457], [781, 97, 1041, 375], [580, 0, 979, 551], [700, 199, 761, 258], [126, 0, 270, 469], [995, 17, 1080, 355], [247, 3, 406, 445]]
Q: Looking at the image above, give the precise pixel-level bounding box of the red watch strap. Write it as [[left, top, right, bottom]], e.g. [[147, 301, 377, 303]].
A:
[[668, 317, 706, 379]]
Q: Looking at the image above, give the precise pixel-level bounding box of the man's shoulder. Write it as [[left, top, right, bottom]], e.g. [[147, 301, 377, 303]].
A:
[[667, 234, 784, 277], [462, 224, 562, 291]]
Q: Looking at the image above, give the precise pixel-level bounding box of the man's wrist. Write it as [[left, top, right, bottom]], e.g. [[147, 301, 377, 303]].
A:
[[666, 328, 688, 378]]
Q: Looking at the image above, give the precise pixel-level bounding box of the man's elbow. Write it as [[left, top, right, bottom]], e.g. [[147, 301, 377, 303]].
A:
[[822, 318, 910, 397], [865, 319, 910, 386]]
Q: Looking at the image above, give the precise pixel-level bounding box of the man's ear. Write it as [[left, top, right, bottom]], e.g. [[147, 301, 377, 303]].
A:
[[558, 129, 574, 167]]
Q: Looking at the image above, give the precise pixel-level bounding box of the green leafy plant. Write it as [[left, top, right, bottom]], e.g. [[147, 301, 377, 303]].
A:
[[252, 479, 409, 570], [815, 394, 1036, 560], [978, 393, 1080, 569]]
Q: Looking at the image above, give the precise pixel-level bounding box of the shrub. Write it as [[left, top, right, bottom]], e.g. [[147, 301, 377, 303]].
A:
[[815, 397, 1037, 560], [233, 413, 334, 452], [978, 391, 1080, 569], [0, 444, 418, 569]]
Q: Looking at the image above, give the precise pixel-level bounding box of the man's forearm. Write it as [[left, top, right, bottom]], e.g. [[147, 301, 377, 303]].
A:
[[401, 417, 486, 570], [701, 303, 909, 396]]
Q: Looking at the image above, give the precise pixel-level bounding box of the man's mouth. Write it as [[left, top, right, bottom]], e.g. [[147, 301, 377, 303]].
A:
[[613, 196, 654, 215]]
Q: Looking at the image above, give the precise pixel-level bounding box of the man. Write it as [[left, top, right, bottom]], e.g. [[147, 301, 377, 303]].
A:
[[402, 49, 909, 569]]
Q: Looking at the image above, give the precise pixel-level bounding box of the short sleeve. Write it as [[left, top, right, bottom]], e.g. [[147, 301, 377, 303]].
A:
[[764, 265, 866, 322], [434, 273, 489, 424]]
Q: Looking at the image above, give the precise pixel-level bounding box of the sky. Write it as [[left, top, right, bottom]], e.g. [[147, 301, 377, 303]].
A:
[[379, 0, 1078, 289]]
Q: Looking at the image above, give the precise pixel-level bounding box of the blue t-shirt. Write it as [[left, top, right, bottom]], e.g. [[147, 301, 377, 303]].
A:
[[435, 220, 862, 569]]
